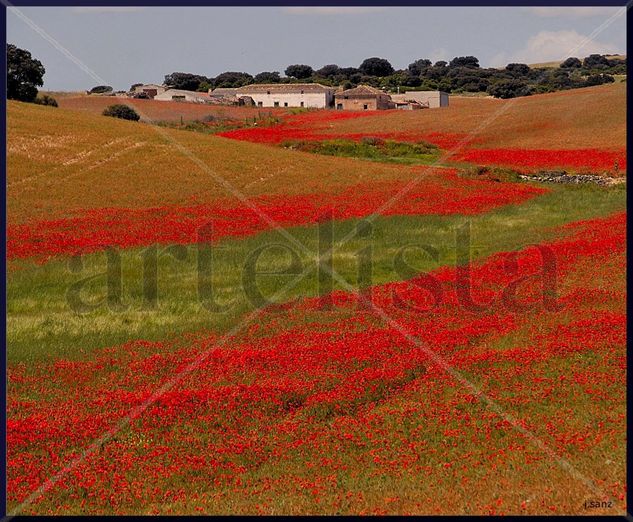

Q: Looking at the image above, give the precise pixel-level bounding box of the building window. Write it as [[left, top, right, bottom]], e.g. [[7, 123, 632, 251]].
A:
[[336, 103, 343, 110], [257, 101, 263, 107], [274, 101, 279, 107], [300, 102, 304, 107], [301, 90, 304, 95], [363, 104, 368, 110], [284, 102, 288, 107], [267, 91, 271, 95]]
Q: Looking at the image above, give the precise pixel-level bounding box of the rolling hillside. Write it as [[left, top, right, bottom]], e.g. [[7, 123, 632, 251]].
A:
[[321, 83, 626, 150], [8, 101, 439, 224], [7, 83, 627, 515]]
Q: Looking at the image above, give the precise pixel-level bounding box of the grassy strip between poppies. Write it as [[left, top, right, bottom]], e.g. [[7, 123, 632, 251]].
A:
[[7, 182, 624, 364]]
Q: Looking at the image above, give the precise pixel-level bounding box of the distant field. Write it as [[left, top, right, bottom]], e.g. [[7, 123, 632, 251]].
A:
[[313, 83, 626, 150], [56, 95, 289, 122], [7, 101, 453, 225], [217, 84, 625, 174]]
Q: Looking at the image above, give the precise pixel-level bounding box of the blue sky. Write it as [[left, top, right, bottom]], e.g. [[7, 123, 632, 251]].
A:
[[7, 6, 627, 91]]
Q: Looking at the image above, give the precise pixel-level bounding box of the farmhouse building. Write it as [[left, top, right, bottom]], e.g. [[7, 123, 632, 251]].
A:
[[132, 84, 166, 99], [334, 85, 393, 111], [402, 91, 449, 108], [154, 89, 211, 104], [235, 83, 336, 108], [390, 94, 428, 110]]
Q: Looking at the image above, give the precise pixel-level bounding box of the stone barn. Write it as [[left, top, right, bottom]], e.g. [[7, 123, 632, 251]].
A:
[[154, 89, 210, 104], [402, 91, 449, 108], [334, 85, 393, 111], [131, 84, 166, 99]]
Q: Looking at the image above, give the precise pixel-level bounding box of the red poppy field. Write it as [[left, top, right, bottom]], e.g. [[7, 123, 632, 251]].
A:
[[6, 83, 627, 515], [8, 171, 544, 261]]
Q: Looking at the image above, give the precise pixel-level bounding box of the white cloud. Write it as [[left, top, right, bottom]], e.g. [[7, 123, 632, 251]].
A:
[[71, 7, 147, 14], [282, 7, 387, 15], [523, 7, 622, 18], [506, 30, 620, 65]]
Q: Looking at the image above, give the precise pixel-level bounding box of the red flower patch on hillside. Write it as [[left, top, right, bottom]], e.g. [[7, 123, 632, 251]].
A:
[[7, 170, 545, 261], [218, 110, 384, 144], [455, 148, 626, 173], [219, 110, 626, 175], [218, 109, 471, 150], [7, 212, 626, 514]]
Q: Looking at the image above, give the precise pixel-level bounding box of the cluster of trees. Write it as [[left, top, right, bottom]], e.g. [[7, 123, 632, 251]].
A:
[[161, 54, 625, 99]]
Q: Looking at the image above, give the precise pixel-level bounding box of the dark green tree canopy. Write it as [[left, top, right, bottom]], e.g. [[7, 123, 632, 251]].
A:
[[284, 64, 314, 79], [583, 54, 610, 69], [156, 51, 622, 102], [7, 44, 45, 102], [164, 72, 212, 91], [449, 56, 480, 68], [487, 79, 532, 99], [561, 57, 582, 68], [584, 73, 615, 86], [213, 71, 253, 88], [505, 63, 530, 77], [254, 71, 281, 83], [359, 57, 394, 77], [316, 64, 341, 78], [408, 59, 432, 76]]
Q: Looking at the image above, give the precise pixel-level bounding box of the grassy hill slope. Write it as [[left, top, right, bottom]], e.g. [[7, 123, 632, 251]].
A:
[[8, 101, 431, 224]]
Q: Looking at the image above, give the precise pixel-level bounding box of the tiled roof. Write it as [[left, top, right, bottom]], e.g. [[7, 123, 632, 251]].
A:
[[335, 85, 387, 97], [236, 83, 335, 93], [211, 88, 239, 95]]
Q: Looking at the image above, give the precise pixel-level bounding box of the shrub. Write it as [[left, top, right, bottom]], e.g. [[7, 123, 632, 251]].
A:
[[584, 73, 615, 87], [462, 165, 520, 183], [583, 54, 610, 70], [561, 57, 582, 68], [361, 136, 385, 147], [89, 85, 113, 94], [33, 94, 58, 107], [102, 104, 140, 121], [505, 63, 530, 77]]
